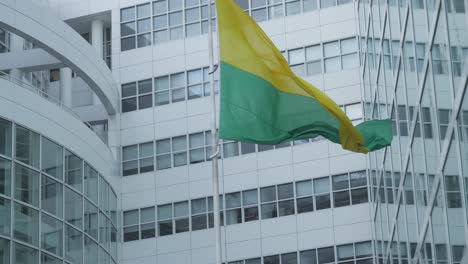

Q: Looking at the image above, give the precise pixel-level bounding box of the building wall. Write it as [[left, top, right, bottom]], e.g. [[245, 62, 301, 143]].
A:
[[359, 0, 468, 263]]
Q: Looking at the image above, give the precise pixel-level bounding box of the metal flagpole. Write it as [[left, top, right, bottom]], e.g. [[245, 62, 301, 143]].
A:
[[207, 0, 222, 263]]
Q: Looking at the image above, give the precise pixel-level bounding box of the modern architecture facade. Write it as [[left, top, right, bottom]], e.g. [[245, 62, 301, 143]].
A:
[[0, 0, 466, 263]]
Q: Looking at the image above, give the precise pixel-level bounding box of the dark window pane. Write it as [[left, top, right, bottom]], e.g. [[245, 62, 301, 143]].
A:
[[138, 94, 152, 109], [123, 226, 139, 242], [158, 220, 173, 236], [244, 207, 259, 222], [121, 37, 136, 51], [241, 142, 256, 154], [282, 252, 297, 264], [175, 218, 189, 233], [351, 187, 368, 204], [261, 186, 276, 202], [300, 249, 317, 264], [334, 190, 350, 207], [332, 174, 349, 190], [278, 183, 294, 200], [140, 223, 155, 239], [264, 255, 280, 264], [297, 197, 314, 213], [278, 200, 295, 216], [226, 209, 242, 225], [261, 203, 277, 219], [317, 247, 335, 263], [191, 215, 207, 231], [315, 194, 330, 210], [122, 98, 137, 113]]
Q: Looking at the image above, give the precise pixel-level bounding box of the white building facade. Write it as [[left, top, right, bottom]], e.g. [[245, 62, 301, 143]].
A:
[[0, 0, 466, 263]]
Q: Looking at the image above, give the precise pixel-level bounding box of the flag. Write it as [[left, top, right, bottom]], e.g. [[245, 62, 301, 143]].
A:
[[215, 0, 393, 153]]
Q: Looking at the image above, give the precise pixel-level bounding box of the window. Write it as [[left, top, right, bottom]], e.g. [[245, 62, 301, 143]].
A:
[[15, 164, 39, 206], [0, 197, 9, 237], [156, 138, 171, 169], [41, 175, 63, 218], [65, 225, 82, 264], [14, 202, 39, 246], [243, 189, 259, 222], [191, 197, 208, 231], [158, 204, 173, 236], [296, 180, 314, 213], [251, 0, 283, 22], [121, 80, 153, 113], [121, 6, 137, 51], [444, 175, 462, 208], [0, 118, 12, 157], [317, 246, 334, 263], [65, 187, 83, 229], [189, 131, 212, 164], [306, 44, 322, 76], [65, 150, 83, 192], [15, 125, 40, 168], [223, 140, 240, 158], [84, 200, 98, 240], [225, 192, 242, 225], [41, 137, 63, 179], [174, 201, 189, 233], [122, 142, 154, 176], [140, 207, 156, 238], [314, 177, 330, 210], [332, 173, 350, 207], [438, 109, 450, 139], [14, 242, 38, 263], [84, 163, 99, 204], [349, 171, 368, 204], [289, 48, 306, 76], [432, 43, 449, 75], [123, 210, 139, 242], [41, 214, 63, 256], [341, 37, 359, 69], [278, 183, 295, 216], [172, 135, 187, 166], [260, 186, 277, 219]]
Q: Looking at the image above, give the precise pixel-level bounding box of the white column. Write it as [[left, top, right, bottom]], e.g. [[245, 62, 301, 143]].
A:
[[91, 20, 104, 60], [60, 68, 73, 108], [91, 20, 104, 105], [9, 34, 23, 81]]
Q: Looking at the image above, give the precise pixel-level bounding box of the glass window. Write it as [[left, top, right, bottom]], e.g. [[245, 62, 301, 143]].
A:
[[278, 183, 294, 200], [324, 41, 340, 57], [337, 243, 353, 261], [0, 118, 12, 157], [65, 187, 83, 228], [264, 255, 280, 264], [0, 198, 10, 237], [282, 253, 297, 264], [121, 7, 135, 22], [317, 246, 335, 263], [41, 137, 63, 179], [314, 177, 330, 210], [41, 175, 62, 218], [141, 207, 156, 238], [261, 186, 276, 202], [226, 192, 242, 225], [341, 38, 357, 54], [158, 204, 173, 236], [41, 214, 63, 256], [332, 174, 349, 190], [121, 22, 136, 37], [0, 238, 8, 264], [0, 158, 11, 196], [15, 126, 40, 168], [156, 138, 172, 169], [99, 176, 109, 214], [14, 203, 39, 246], [15, 164, 39, 206], [84, 164, 98, 204], [123, 210, 139, 242], [14, 243, 38, 264], [65, 225, 83, 264], [289, 48, 305, 65], [174, 201, 189, 233], [84, 236, 98, 264], [137, 3, 151, 18], [286, 1, 301, 15], [324, 57, 341, 72], [65, 151, 83, 192], [172, 136, 187, 167], [121, 37, 136, 52], [84, 200, 98, 240], [300, 249, 317, 264]]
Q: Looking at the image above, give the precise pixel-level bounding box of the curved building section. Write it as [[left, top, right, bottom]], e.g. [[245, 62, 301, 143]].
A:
[[0, 0, 119, 114], [0, 75, 120, 263]]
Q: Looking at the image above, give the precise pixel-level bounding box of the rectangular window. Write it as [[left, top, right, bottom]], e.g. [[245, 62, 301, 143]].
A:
[[140, 207, 156, 238], [15, 163, 39, 207], [41, 175, 63, 218], [158, 204, 173, 236], [243, 189, 259, 222], [225, 192, 242, 225], [0, 118, 12, 157], [15, 125, 40, 168], [314, 177, 330, 210], [174, 201, 189, 233], [123, 210, 139, 242], [65, 151, 83, 192], [191, 197, 208, 231], [296, 180, 314, 213]]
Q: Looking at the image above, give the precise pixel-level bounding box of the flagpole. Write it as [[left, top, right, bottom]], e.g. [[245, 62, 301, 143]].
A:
[[207, 0, 222, 264]]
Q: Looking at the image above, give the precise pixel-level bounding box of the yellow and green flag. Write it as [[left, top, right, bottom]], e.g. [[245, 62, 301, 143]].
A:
[[216, 0, 392, 153]]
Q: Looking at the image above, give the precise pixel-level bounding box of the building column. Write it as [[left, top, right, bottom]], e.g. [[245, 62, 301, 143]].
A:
[[60, 68, 73, 108], [9, 34, 23, 81], [91, 19, 104, 105]]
